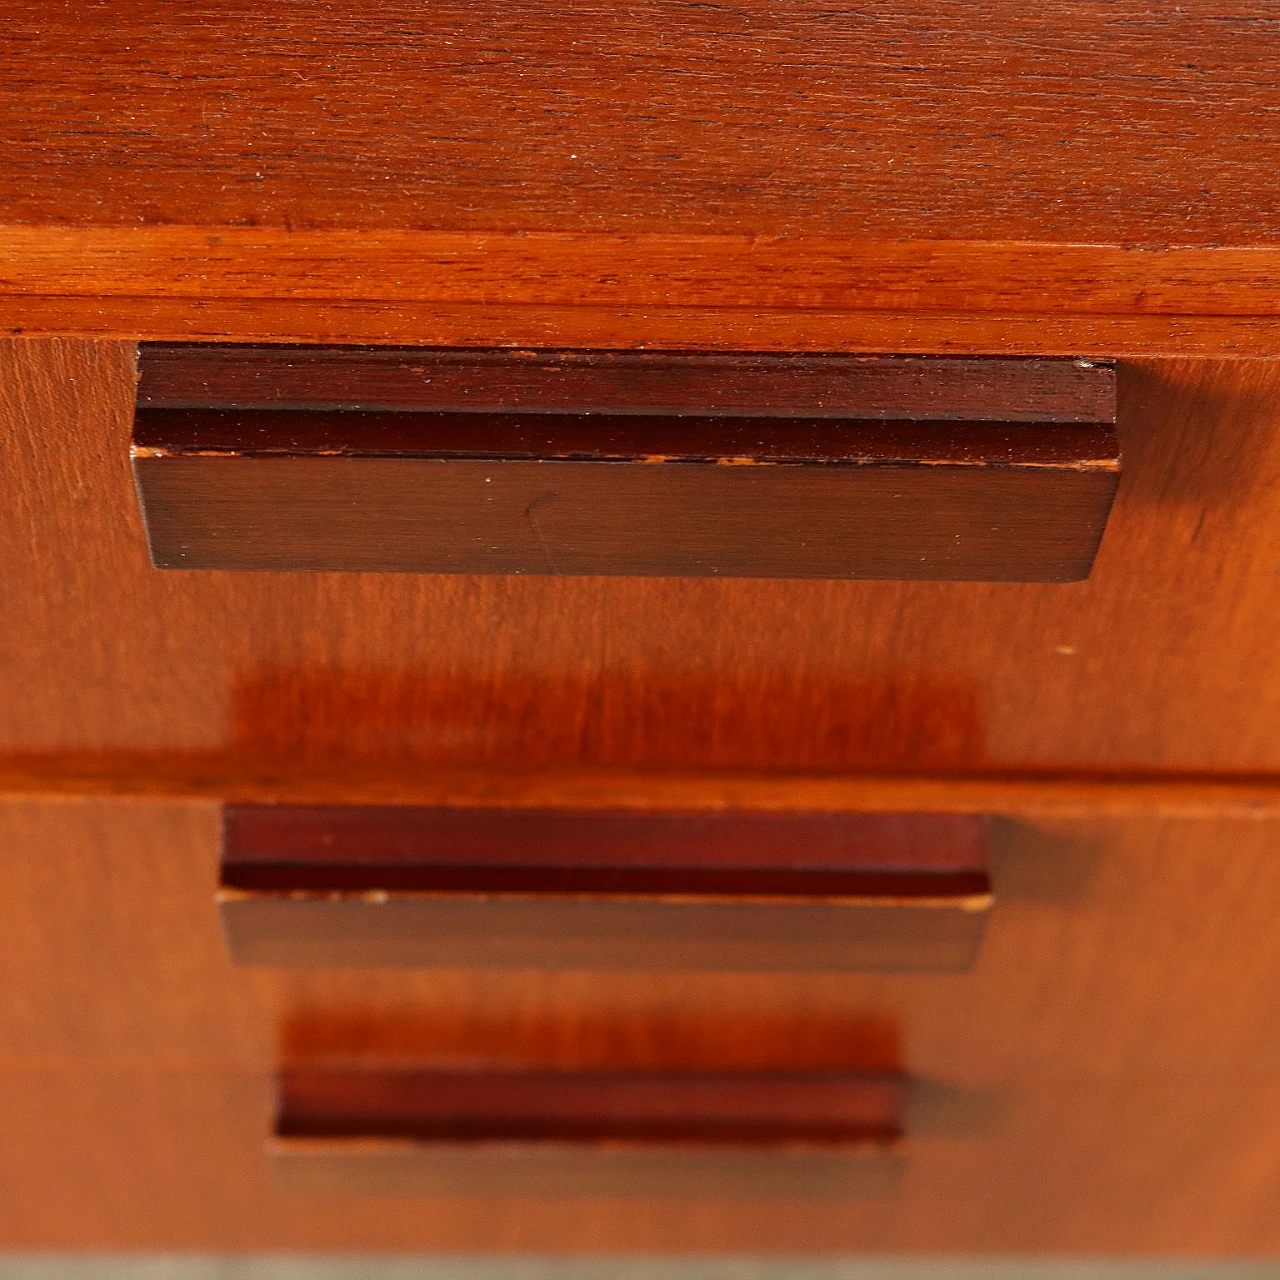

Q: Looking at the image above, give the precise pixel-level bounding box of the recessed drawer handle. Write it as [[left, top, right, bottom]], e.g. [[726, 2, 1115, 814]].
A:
[[273, 1066, 905, 1198], [133, 346, 1119, 581], [218, 807, 992, 972]]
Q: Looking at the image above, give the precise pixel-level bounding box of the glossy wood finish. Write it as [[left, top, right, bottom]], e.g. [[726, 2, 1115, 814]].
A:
[[134, 437, 1119, 580], [223, 806, 989, 882], [132, 349, 1118, 580], [136, 347, 1119, 421], [2, 4, 1278, 1252], [7, 230, 1280, 354], [277, 1067, 904, 1143], [273, 1066, 903, 1198], [6, 5, 1280, 357], [5, 5, 1280, 353], [9, 756, 1280, 814], [7, 801, 1280, 1091], [2, 3, 1276, 246], [3, 800, 1280, 1246], [6, 0, 1280, 357], [6, 1069, 1280, 1250], [4, 341, 1280, 776], [219, 807, 990, 971]]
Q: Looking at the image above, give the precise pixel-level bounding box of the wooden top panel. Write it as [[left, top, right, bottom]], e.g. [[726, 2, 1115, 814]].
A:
[[3, 1, 1279, 246]]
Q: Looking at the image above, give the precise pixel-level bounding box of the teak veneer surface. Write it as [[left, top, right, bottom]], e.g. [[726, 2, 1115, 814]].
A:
[[3, 1069, 1280, 1250], [3, 340, 1280, 774], [271, 1066, 906, 1199], [4, 4, 1280, 351], [3, 801, 1280, 1248], [2, 1, 1278, 243], [7, 230, 1280, 354], [6, 801, 1280, 1087]]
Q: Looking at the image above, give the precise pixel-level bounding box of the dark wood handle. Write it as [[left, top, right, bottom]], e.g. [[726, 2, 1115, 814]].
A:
[[218, 806, 992, 971], [133, 346, 1119, 581], [273, 1066, 905, 1198]]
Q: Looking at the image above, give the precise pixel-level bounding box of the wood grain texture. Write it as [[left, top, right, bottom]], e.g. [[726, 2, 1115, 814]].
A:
[[1, 1069, 1279, 1250], [272, 1065, 904, 1199], [136, 347, 1119, 421], [277, 1066, 904, 1142], [8, 801, 1280, 1086], [4, 802, 1280, 1245], [6, 230, 1280, 353], [13, 290, 1280, 357], [6, 4, 1280, 353], [6, 340, 1280, 773], [133, 446, 1119, 581], [132, 349, 1118, 580], [219, 807, 990, 971], [1, 3, 1279, 246], [8, 756, 1280, 814], [6, 233, 1277, 315]]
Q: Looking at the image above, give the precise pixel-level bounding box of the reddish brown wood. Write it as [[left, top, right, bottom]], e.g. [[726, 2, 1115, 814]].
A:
[[219, 807, 991, 972], [12, 287, 1280, 356], [131, 349, 1119, 580], [7, 754, 1280, 814], [133, 453, 1119, 580], [7, 341, 1280, 775], [134, 409, 1119, 468], [10, 804, 1280, 1244], [224, 806, 989, 879], [137, 347, 1117, 422], [278, 1067, 904, 1145], [271, 1136, 906, 1200], [2, 5, 1278, 250], [273, 1065, 903, 1198], [8, 229, 1280, 355], [10, 1069, 1280, 1247], [7, 5, 1280, 356]]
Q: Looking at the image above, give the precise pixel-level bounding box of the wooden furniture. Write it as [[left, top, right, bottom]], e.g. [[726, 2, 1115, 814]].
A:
[[132, 348, 1119, 580], [4, 0, 1280, 1257], [273, 1065, 905, 1198], [3, 802, 1280, 1251], [218, 807, 992, 971]]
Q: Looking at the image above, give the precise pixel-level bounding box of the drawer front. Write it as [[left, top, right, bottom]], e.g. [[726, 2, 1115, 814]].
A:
[[2, 800, 1280, 1082], [3, 340, 1278, 776], [0, 1068, 1278, 1251], [1, 799, 1279, 1247]]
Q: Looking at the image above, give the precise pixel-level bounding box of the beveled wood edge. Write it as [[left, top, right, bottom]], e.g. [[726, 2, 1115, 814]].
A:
[[5, 229, 1280, 315], [7, 297, 1280, 355], [6, 227, 1280, 354], [268, 1133, 899, 1158], [216, 887, 995, 912], [3, 754, 1280, 814], [129, 440, 1123, 471]]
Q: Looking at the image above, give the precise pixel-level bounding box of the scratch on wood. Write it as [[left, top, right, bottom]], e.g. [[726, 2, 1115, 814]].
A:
[[525, 490, 562, 575]]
